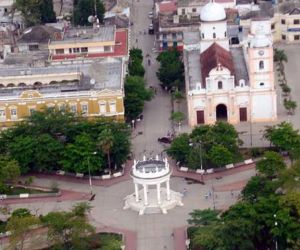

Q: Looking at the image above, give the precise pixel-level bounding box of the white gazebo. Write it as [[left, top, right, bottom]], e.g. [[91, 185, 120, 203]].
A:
[[123, 156, 183, 215]]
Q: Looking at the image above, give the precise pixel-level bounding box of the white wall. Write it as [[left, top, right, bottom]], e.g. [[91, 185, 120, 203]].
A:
[[252, 94, 273, 119]]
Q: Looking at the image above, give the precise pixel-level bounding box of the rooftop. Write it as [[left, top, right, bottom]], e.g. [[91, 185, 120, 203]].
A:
[[131, 159, 171, 179], [50, 25, 115, 45], [0, 57, 123, 98], [158, 0, 177, 13]]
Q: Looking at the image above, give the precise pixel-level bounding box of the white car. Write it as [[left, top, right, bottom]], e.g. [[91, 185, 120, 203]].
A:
[[148, 12, 153, 18], [149, 23, 153, 29]]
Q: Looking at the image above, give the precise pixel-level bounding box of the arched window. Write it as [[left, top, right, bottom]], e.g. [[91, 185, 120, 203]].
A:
[[259, 61, 264, 70], [213, 33, 216, 39], [218, 81, 223, 89]]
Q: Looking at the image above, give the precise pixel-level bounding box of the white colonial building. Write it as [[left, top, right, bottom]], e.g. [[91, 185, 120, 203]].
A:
[[184, 1, 277, 125]]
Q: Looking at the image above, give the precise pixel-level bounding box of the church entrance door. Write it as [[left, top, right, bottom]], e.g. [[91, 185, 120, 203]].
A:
[[216, 104, 228, 121]]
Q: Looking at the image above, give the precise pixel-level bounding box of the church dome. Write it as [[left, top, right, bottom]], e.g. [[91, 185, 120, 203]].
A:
[[200, 2, 226, 22]]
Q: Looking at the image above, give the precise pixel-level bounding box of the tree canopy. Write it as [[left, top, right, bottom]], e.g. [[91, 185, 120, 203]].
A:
[[15, 0, 56, 27], [0, 108, 131, 174], [167, 122, 241, 169], [124, 76, 153, 120], [256, 151, 286, 177], [128, 48, 145, 77], [188, 158, 300, 250], [73, 0, 105, 26], [156, 49, 184, 90]]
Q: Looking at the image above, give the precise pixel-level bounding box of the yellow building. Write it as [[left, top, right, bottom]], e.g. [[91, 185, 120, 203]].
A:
[[272, 7, 300, 43], [0, 58, 126, 128]]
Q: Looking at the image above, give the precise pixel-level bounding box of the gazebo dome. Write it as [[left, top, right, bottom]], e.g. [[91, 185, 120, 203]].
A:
[[200, 2, 226, 22], [250, 29, 272, 48]]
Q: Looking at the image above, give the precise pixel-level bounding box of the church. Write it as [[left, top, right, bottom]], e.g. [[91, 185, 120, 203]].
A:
[[183, 1, 277, 126]]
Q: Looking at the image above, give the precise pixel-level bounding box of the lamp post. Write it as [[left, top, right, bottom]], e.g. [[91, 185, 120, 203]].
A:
[[274, 214, 278, 250], [88, 151, 97, 195], [189, 139, 203, 170]]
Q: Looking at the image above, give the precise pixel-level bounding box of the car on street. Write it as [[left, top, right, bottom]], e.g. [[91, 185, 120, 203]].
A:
[[157, 136, 173, 144], [148, 12, 153, 18]]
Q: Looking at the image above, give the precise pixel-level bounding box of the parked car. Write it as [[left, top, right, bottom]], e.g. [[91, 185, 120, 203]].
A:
[[158, 136, 172, 144], [148, 12, 153, 18]]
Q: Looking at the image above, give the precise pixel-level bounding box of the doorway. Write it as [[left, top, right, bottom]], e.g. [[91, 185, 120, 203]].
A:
[[216, 104, 228, 121]]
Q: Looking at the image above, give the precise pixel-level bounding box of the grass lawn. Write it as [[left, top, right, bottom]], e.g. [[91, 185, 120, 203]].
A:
[[44, 232, 122, 250], [0, 221, 7, 234], [1, 186, 56, 195]]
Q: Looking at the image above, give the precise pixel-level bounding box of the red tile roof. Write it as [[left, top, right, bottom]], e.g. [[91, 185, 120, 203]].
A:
[[200, 42, 234, 87], [51, 29, 128, 61], [158, 1, 177, 13]]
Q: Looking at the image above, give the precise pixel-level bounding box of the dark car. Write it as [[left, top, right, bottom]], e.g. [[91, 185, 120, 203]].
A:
[[158, 137, 172, 144]]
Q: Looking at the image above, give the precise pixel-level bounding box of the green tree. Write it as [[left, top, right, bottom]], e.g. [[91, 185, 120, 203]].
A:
[[0, 155, 20, 186], [15, 0, 56, 27], [166, 133, 190, 165], [264, 122, 300, 161], [97, 129, 114, 173], [6, 214, 40, 250], [256, 151, 286, 177], [170, 111, 185, 130], [11, 208, 31, 218], [156, 49, 184, 90], [188, 209, 219, 226], [124, 76, 153, 120], [61, 133, 104, 174], [73, 0, 105, 26], [274, 48, 288, 64], [209, 145, 234, 168], [128, 48, 145, 77], [41, 202, 95, 249], [284, 99, 297, 115]]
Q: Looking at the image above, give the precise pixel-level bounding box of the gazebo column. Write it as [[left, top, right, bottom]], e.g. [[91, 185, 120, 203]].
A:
[[134, 183, 139, 202], [143, 184, 148, 205], [157, 183, 161, 204], [166, 180, 171, 201]]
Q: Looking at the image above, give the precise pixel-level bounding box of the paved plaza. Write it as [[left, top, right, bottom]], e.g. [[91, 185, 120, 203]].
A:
[[5, 164, 255, 250]]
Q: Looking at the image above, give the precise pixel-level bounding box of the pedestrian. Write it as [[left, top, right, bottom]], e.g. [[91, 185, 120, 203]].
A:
[[154, 87, 157, 94], [209, 191, 212, 197], [136, 38, 138, 43], [231, 190, 234, 197], [183, 188, 187, 197], [205, 193, 208, 200]]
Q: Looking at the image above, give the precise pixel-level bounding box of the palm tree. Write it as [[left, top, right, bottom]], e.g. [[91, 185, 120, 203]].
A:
[[274, 48, 288, 64], [97, 129, 114, 174]]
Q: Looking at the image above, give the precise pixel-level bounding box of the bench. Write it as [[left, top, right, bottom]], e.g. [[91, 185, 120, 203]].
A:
[[113, 172, 122, 177], [102, 174, 111, 180], [196, 169, 205, 174], [76, 173, 84, 178], [244, 159, 253, 165], [206, 168, 214, 174], [225, 163, 234, 169], [56, 170, 65, 175], [179, 167, 188, 172]]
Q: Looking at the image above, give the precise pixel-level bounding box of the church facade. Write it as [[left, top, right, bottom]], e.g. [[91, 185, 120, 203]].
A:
[[183, 2, 277, 126]]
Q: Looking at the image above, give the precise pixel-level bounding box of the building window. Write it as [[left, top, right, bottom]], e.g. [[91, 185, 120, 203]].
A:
[[213, 33, 216, 39], [294, 35, 300, 40], [259, 60, 264, 70], [192, 8, 196, 13], [109, 101, 116, 113], [282, 34, 286, 40], [10, 108, 17, 118], [55, 49, 64, 54], [271, 24, 275, 30], [260, 82, 265, 86], [99, 102, 106, 114], [58, 103, 66, 111], [162, 34, 167, 40], [294, 19, 300, 25], [173, 41, 177, 48], [73, 48, 80, 53], [29, 44, 39, 51], [0, 108, 5, 119], [224, 31, 227, 37], [81, 104, 88, 115], [201, 33, 204, 39], [81, 47, 88, 53], [70, 104, 77, 113], [69, 48, 72, 53], [172, 33, 177, 39], [104, 46, 111, 52], [182, 8, 185, 15], [218, 81, 223, 89], [281, 19, 286, 25]]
